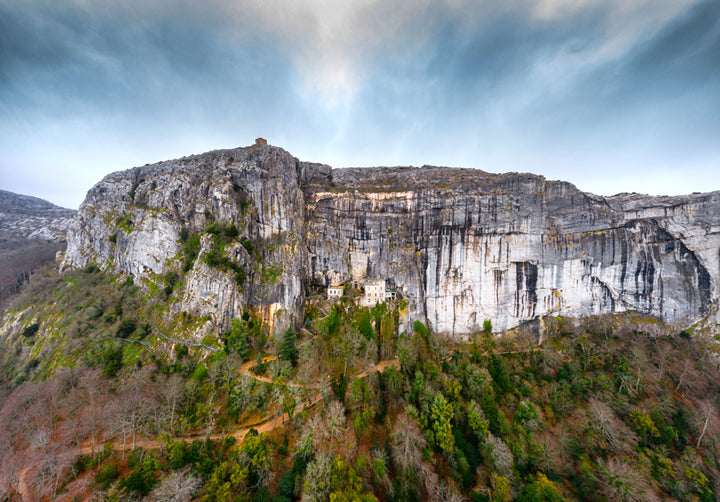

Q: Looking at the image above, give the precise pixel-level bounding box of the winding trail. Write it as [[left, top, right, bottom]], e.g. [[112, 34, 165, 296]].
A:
[[17, 345, 546, 500], [75, 357, 400, 456]]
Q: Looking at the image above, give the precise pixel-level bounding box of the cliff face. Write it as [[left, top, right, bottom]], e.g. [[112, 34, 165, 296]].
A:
[[63, 145, 324, 332], [62, 145, 720, 337], [306, 169, 719, 334]]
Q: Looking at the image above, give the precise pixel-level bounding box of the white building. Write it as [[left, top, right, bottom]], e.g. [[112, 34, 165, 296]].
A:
[[360, 279, 386, 307], [327, 285, 344, 299]]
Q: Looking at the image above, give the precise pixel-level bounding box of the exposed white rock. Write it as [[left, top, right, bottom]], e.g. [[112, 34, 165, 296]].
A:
[[62, 146, 720, 338]]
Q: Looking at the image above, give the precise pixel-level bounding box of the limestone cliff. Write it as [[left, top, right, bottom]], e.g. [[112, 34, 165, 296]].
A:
[[62, 144, 720, 337]]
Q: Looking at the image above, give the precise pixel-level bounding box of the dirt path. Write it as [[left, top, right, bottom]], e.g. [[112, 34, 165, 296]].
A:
[[18, 464, 31, 502], [238, 356, 278, 385], [77, 358, 399, 456], [17, 357, 400, 500]]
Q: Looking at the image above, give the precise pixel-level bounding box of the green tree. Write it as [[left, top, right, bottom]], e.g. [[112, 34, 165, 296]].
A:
[[428, 392, 454, 454], [116, 319, 137, 338], [225, 318, 250, 359], [413, 320, 429, 341], [280, 328, 299, 366], [517, 473, 566, 501], [356, 310, 375, 341], [483, 319, 493, 334]]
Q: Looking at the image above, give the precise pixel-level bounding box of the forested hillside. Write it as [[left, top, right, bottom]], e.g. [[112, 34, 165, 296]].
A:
[[2, 265, 720, 501]]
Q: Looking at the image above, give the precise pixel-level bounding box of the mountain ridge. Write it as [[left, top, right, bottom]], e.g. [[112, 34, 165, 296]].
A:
[[61, 143, 720, 338]]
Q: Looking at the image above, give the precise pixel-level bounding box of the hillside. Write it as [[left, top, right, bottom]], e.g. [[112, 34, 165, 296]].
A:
[[0, 190, 75, 307], [2, 143, 720, 501], [0, 189, 75, 242], [1, 263, 720, 501]]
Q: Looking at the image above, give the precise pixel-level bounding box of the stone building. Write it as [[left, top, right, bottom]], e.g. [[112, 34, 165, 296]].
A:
[[360, 279, 386, 307], [327, 285, 343, 299]]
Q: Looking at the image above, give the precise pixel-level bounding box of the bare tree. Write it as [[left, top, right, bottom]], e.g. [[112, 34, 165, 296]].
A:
[[694, 399, 720, 450], [32, 456, 70, 501], [161, 373, 186, 434], [588, 399, 638, 454], [149, 466, 200, 502], [598, 458, 658, 502], [391, 412, 426, 472], [486, 434, 514, 479], [322, 401, 347, 442], [110, 368, 156, 456]]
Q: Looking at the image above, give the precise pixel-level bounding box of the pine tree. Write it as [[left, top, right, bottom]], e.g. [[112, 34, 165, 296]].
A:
[[280, 328, 299, 366]]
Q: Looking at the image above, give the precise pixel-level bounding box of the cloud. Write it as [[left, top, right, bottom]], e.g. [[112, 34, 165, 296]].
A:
[[1, 0, 707, 111], [1, 0, 717, 207]]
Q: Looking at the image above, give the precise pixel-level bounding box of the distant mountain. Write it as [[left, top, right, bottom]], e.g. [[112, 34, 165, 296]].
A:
[[0, 190, 76, 306], [0, 189, 76, 242]]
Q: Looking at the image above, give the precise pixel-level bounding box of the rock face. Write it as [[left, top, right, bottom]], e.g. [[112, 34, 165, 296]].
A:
[[63, 145, 317, 332], [0, 189, 75, 242], [62, 145, 720, 337]]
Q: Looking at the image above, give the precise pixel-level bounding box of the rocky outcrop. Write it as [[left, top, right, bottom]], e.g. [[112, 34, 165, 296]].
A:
[[62, 145, 720, 337], [63, 145, 317, 333], [0, 189, 75, 242]]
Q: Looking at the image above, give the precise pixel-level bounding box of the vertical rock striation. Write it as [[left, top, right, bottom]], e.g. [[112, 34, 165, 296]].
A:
[[63, 145, 720, 337], [305, 167, 719, 335]]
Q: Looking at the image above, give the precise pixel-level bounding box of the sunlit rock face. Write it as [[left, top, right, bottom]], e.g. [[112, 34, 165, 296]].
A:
[[63, 145, 720, 337]]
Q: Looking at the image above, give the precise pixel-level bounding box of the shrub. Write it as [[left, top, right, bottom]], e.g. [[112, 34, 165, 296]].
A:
[[483, 319, 493, 334], [224, 223, 239, 239], [21, 323, 40, 338], [241, 239, 255, 255], [95, 460, 120, 489], [163, 271, 179, 295], [413, 320, 429, 340], [116, 319, 137, 338], [182, 234, 201, 273], [120, 454, 158, 495], [101, 345, 124, 378]]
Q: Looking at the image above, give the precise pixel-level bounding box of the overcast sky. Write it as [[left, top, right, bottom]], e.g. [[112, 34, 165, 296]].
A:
[[1, 0, 719, 209]]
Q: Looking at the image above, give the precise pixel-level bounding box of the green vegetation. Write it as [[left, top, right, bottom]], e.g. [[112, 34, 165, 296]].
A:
[[163, 271, 179, 296], [279, 328, 299, 366], [3, 263, 720, 501], [116, 213, 133, 233], [224, 317, 251, 359], [483, 319, 493, 334], [20, 323, 39, 338], [202, 223, 247, 286], [181, 233, 201, 273]]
